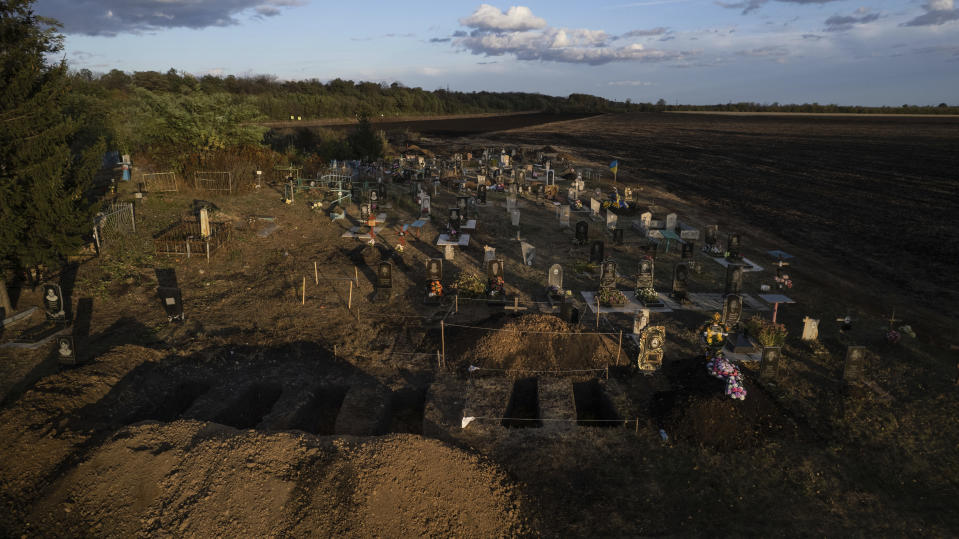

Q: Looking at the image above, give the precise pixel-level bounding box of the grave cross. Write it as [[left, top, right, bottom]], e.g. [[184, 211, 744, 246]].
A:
[[504, 297, 528, 313], [885, 310, 901, 330]]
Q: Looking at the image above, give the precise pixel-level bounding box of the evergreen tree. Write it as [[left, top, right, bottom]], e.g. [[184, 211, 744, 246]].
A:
[[0, 0, 104, 283], [347, 114, 384, 161]]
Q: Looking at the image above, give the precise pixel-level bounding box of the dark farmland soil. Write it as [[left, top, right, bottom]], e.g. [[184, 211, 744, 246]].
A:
[[485, 112, 959, 325]]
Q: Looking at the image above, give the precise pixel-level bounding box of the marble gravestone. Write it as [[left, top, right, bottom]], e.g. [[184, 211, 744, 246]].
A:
[[576, 221, 588, 245], [559, 205, 570, 227], [638, 326, 666, 371], [636, 257, 654, 290], [548, 264, 564, 294], [374, 261, 393, 302], [802, 317, 820, 341], [633, 309, 650, 334], [665, 213, 677, 231], [721, 293, 744, 328], [672, 262, 689, 302], [589, 241, 605, 264], [599, 259, 617, 292], [425, 258, 443, 304], [43, 283, 65, 320], [724, 263, 744, 296]]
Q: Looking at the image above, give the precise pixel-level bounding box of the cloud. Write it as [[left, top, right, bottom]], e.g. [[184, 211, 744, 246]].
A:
[[452, 5, 690, 65], [617, 27, 669, 38], [802, 33, 824, 40], [430, 37, 452, 43], [900, 0, 959, 26], [608, 80, 654, 86], [736, 45, 789, 58], [33, 0, 305, 36], [459, 4, 547, 32], [824, 8, 880, 32], [716, 0, 843, 15]]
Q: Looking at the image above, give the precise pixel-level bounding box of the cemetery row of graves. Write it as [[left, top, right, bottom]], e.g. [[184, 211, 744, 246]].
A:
[[1, 143, 908, 442]]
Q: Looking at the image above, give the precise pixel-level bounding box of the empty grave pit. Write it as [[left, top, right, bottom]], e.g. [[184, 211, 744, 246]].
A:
[[212, 383, 283, 430], [124, 381, 211, 424], [286, 385, 349, 435], [502, 378, 542, 428], [573, 380, 623, 428], [385, 387, 427, 435]]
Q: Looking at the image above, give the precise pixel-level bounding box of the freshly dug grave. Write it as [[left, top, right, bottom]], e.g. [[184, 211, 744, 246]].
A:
[[27, 421, 530, 537], [650, 356, 806, 451], [456, 314, 618, 374]]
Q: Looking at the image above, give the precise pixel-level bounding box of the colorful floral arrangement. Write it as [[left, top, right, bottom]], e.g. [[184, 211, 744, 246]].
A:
[[547, 285, 562, 297], [743, 316, 787, 347], [395, 243, 405, 253], [775, 274, 793, 289], [886, 330, 901, 344], [310, 201, 323, 210], [488, 275, 505, 296], [700, 313, 728, 351], [452, 272, 486, 298], [598, 288, 628, 307], [637, 287, 659, 303], [367, 238, 375, 246], [573, 199, 583, 210], [428, 280, 443, 297], [706, 353, 747, 400]]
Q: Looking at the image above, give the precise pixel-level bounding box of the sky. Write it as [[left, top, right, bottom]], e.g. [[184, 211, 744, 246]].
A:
[[36, 0, 959, 105]]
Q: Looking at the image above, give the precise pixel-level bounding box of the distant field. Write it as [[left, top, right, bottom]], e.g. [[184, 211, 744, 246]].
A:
[[669, 110, 959, 118], [267, 112, 600, 137]]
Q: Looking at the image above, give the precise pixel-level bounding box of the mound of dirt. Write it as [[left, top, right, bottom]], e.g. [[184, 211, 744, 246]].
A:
[[459, 314, 617, 374], [28, 421, 529, 537], [651, 357, 804, 451]]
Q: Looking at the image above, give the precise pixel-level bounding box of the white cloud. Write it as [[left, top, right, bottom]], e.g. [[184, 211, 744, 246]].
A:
[[900, 0, 959, 26], [459, 4, 547, 32], [608, 80, 655, 86]]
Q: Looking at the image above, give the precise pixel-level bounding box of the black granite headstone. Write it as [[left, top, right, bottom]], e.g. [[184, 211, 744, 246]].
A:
[[576, 221, 588, 245], [672, 262, 689, 301], [55, 334, 78, 366], [721, 294, 743, 328], [42, 283, 65, 320], [158, 286, 184, 322], [681, 241, 694, 259], [724, 263, 743, 295], [589, 241, 604, 264], [374, 261, 393, 302], [759, 346, 782, 382], [636, 257, 654, 290], [612, 228, 624, 245]]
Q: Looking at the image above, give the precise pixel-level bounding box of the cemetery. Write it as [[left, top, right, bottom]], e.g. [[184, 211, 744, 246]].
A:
[[1, 112, 957, 537]]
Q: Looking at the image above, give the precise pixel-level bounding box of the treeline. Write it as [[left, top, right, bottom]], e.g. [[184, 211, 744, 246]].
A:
[[69, 68, 630, 120], [669, 102, 958, 115]]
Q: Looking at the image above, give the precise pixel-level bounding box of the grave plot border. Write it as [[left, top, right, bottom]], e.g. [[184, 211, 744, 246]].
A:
[[154, 221, 232, 262]]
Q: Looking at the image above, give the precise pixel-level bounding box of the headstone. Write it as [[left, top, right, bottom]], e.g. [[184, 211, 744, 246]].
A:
[[638, 326, 666, 371], [559, 206, 570, 227], [606, 211, 618, 230], [599, 260, 617, 291], [426, 259, 443, 304], [636, 257, 654, 290], [672, 262, 689, 301], [726, 233, 742, 260], [590, 198, 601, 216], [521, 241, 535, 266], [56, 334, 78, 366], [42, 283, 65, 320], [575, 221, 588, 245], [589, 241, 604, 264], [548, 264, 563, 291], [444, 244, 455, 260], [612, 228, 624, 245], [360, 203, 371, 221], [427, 258, 442, 281], [158, 286, 184, 322], [665, 213, 677, 231], [640, 211, 652, 230], [724, 263, 744, 295], [681, 241, 694, 259], [721, 294, 743, 328], [199, 207, 211, 238], [704, 225, 719, 247], [802, 317, 820, 341], [506, 195, 517, 212], [477, 174, 486, 186], [759, 347, 782, 383], [487, 259, 505, 301], [457, 196, 470, 218], [478, 184, 487, 204], [484, 245, 496, 263], [511, 210, 520, 227], [420, 194, 431, 216], [633, 309, 650, 334], [374, 262, 393, 303], [843, 346, 867, 382]]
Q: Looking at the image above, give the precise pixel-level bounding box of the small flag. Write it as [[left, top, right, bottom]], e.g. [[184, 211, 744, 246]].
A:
[[609, 160, 619, 175]]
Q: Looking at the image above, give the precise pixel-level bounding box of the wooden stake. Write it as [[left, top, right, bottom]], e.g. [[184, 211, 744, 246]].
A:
[[441, 320, 446, 366], [616, 330, 623, 366], [348, 280, 353, 310], [596, 296, 600, 328], [455, 294, 459, 313], [354, 266, 358, 286], [302, 276, 306, 305], [635, 418, 639, 434], [314, 261, 318, 285]]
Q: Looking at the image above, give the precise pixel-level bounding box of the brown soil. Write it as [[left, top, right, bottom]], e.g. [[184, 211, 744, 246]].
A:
[[28, 422, 528, 537]]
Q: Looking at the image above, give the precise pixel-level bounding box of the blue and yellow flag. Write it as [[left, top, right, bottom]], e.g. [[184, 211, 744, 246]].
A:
[[609, 160, 619, 175]]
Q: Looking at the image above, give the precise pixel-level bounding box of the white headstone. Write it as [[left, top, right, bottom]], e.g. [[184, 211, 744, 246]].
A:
[[606, 211, 618, 230], [511, 210, 520, 227], [444, 244, 455, 260], [665, 213, 677, 231], [633, 309, 650, 334], [590, 198, 601, 216], [506, 196, 517, 212], [521, 241, 535, 266], [199, 207, 210, 238], [548, 264, 563, 289], [802, 317, 820, 341], [477, 174, 486, 185], [560, 206, 570, 227], [420, 195, 430, 216], [484, 245, 496, 263], [640, 211, 652, 229]]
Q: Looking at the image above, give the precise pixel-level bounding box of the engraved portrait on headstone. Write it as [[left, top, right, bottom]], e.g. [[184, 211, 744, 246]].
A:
[[721, 294, 743, 328], [724, 263, 744, 296], [600, 260, 617, 291], [56, 335, 77, 365], [43, 283, 65, 320], [759, 347, 782, 382], [636, 257, 654, 290], [638, 326, 666, 371], [590, 240, 604, 264]]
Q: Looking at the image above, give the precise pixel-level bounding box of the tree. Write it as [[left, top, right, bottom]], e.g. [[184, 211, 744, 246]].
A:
[[0, 0, 105, 284], [347, 114, 384, 161]]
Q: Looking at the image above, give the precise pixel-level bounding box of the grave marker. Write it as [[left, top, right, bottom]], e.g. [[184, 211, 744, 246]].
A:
[[559, 206, 570, 227], [802, 317, 820, 341], [484, 245, 496, 263], [548, 264, 564, 293], [665, 213, 677, 231], [633, 309, 650, 334], [576, 221, 589, 245], [638, 326, 666, 371], [478, 184, 487, 204], [511, 210, 520, 227], [724, 263, 744, 295], [636, 257, 654, 290], [426, 258, 443, 304], [158, 286, 184, 322], [606, 211, 618, 230], [589, 241, 605, 264], [374, 262, 393, 303], [599, 260, 617, 291], [681, 241, 694, 259], [487, 259, 506, 303], [56, 334, 78, 366], [726, 233, 742, 260], [704, 225, 719, 248], [721, 294, 743, 328], [42, 283, 65, 321], [590, 198, 601, 216], [843, 346, 867, 383], [521, 241, 536, 266], [612, 228, 624, 245], [759, 347, 782, 383], [672, 262, 689, 302]]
